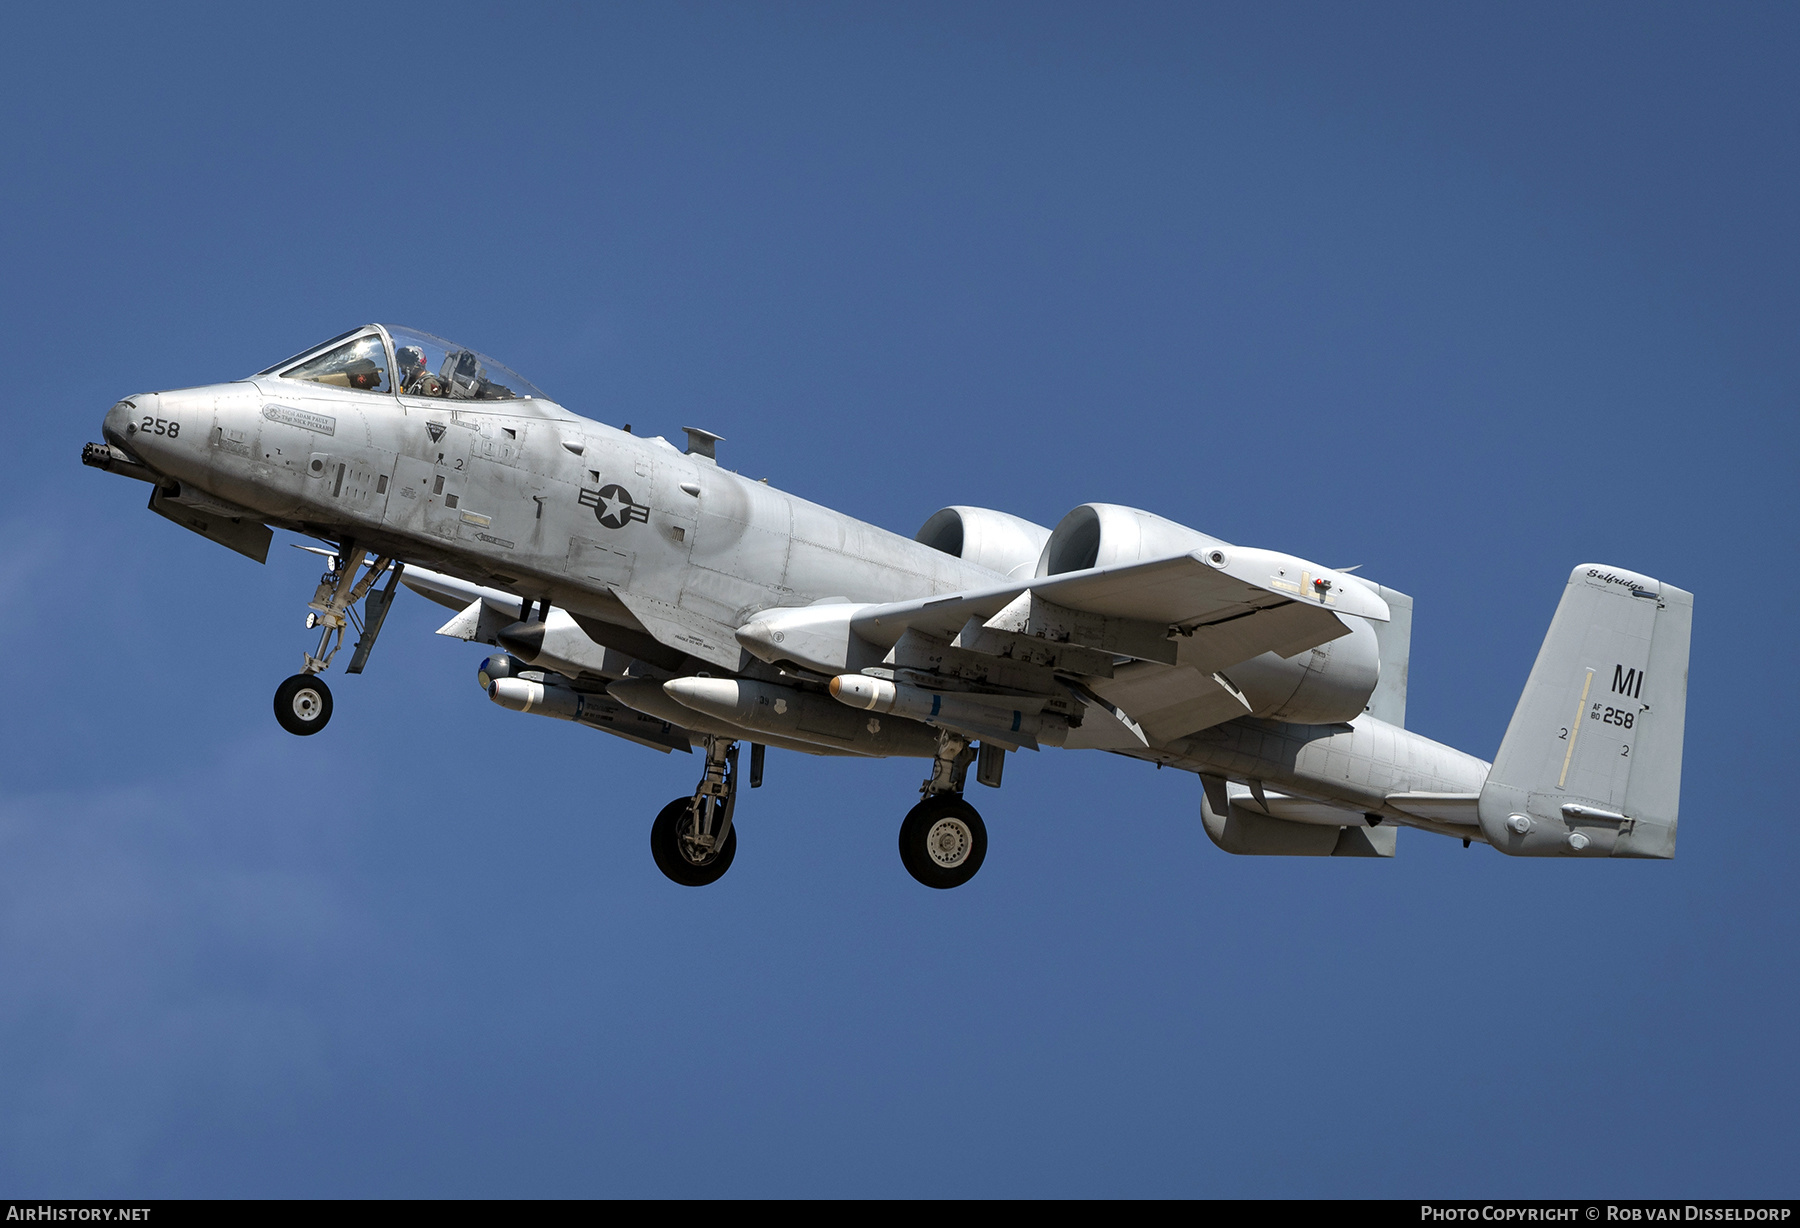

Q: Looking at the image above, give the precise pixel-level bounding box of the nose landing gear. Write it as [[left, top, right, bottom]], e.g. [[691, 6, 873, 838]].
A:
[[273, 673, 333, 736], [272, 539, 402, 736]]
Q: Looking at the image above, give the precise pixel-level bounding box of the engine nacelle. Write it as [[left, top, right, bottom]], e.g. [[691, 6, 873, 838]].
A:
[[1036, 503, 1227, 576], [1040, 503, 1382, 723], [916, 506, 1053, 579], [1226, 613, 1381, 724]]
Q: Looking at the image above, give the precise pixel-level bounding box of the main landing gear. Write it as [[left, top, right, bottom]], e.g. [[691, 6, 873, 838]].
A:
[[651, 737, 763, 887], [273, 538, 403, 737], [897, 731, 989, 890], [644, 729, 996, 890]]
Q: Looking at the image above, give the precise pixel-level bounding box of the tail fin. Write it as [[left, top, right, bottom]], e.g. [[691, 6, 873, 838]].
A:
[[1478, 565, 1693, 858]]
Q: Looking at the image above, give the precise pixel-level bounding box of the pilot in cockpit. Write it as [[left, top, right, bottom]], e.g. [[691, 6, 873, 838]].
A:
[[396, 344, 446, 397]]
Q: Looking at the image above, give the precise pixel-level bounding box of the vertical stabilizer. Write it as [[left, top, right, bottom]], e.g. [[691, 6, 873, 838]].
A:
[[1478, 565, 1692, 858]]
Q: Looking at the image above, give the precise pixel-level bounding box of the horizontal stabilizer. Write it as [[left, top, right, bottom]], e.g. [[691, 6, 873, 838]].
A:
[[1385, 792, 1480, 825], [1199, 776, 1395, 857]]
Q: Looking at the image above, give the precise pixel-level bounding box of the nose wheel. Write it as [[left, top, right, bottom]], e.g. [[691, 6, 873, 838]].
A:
[[274, 674, 333, 736]]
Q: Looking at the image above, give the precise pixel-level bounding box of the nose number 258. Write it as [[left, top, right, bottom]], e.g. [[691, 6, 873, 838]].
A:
[[140, 416, 179, 438]]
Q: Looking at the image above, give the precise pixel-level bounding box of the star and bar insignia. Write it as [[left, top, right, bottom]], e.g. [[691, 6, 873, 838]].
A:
[[579, 483, 651, 529]]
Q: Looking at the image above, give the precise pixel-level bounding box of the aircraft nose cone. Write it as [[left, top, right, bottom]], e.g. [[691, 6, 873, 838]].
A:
[[101, 396, 148, 450]]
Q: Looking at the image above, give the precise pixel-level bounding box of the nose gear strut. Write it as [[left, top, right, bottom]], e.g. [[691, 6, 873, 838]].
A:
[[302, 539, 398, 675], [273, 538, 405, 736]]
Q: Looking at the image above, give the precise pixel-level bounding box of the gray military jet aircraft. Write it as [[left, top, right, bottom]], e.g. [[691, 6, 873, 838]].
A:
[[85, 324, 1693, 886]]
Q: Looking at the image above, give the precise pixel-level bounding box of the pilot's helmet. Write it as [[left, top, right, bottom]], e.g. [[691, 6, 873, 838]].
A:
[[396, 345, 425, 374]]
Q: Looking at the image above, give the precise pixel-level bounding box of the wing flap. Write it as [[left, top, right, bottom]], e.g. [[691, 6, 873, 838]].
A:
[[1089, 662, 1252, 744]]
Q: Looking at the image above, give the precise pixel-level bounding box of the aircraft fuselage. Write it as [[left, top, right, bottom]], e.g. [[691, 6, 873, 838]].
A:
[[91, 325, 1689, 881], [104, 381, 1004, 649]]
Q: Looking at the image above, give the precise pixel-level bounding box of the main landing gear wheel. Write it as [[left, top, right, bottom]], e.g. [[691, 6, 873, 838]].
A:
[[274, 674, 333, 736], [898, 794, 987, 889], [651, 796, 737, 887]]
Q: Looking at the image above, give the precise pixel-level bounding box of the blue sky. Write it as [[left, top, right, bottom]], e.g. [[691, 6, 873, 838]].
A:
[[1, 2, 1793, 1196]]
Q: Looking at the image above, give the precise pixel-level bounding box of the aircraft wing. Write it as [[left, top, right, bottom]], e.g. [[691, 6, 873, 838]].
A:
[[844, 548, 1387, 746], [851, 547, 1386, 670]]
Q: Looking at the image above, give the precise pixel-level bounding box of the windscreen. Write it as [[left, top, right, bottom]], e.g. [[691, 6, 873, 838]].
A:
[[257, 327, 366, 376], [277, 332, 391, 393]]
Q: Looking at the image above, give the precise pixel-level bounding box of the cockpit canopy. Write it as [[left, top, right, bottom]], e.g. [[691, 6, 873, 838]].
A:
[[258, 325, 551, 404]]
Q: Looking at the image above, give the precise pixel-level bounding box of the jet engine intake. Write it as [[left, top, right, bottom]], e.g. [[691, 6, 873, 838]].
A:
[[916, 507, 1053, 579], [1036, 503, 1226, 576]]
